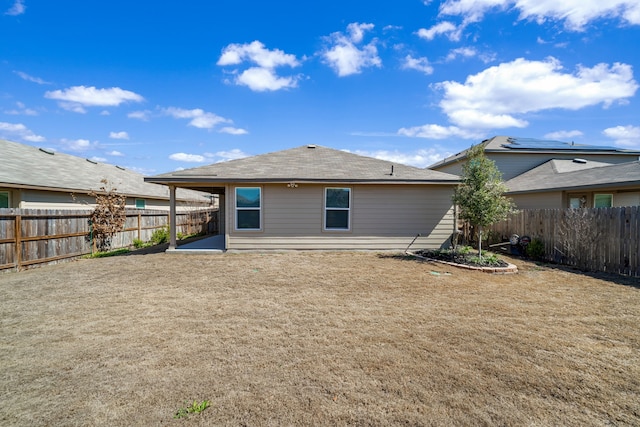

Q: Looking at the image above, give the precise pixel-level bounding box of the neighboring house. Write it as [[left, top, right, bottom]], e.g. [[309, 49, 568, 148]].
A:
[[504, 159, 640, 209], [429, 136, 640, 180], [145, 144, 460, 251], [1, 139, 211, 210]]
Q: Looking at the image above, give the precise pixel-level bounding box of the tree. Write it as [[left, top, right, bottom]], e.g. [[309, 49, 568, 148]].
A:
[[89, 179, 127, 252], [452, 144, 516, 258]]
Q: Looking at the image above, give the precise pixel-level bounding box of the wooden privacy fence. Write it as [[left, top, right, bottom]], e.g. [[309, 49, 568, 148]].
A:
[[0, 208, 218, 272], [486, 206, 639, 277]]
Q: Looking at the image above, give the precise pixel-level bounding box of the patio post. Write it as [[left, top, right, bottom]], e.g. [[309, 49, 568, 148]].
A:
[[169, 185, 177, 250]]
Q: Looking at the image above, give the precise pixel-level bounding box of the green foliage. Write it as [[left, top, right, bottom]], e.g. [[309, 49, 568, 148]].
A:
[[84, 248, 130, 258], [133, 238, 146, 249], [452, 144, 516, 257], [526, 238, 545, 260], [150, 226, 169, 245], [174, 400, 210, 419], [458, 245, 472, 255], [469, 253, 501, 266]]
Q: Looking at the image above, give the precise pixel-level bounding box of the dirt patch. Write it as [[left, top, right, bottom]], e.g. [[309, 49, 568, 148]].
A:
[[1, 251, 639, 426]]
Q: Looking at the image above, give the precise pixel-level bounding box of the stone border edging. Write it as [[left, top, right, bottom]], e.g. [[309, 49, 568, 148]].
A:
[[407, 251, 518, 274]]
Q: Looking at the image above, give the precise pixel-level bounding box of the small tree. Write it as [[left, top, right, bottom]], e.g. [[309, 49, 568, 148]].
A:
[[452, 144, 516, 258], [89, 179, 126, 252]]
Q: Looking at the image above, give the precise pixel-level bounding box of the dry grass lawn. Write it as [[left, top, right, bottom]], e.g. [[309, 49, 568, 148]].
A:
[[1, 250, 639, 426]]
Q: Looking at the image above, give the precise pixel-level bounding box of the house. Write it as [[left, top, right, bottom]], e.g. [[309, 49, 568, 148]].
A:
[[145, 144, 460, 251], [504, 159, 640, 209], [429, 136, 640, 180], [0, 139, 211, 210]]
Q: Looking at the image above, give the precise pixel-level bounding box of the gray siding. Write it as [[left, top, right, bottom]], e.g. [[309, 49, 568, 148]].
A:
[[510, 192, 563, 210], [227, 183, 455, 250]]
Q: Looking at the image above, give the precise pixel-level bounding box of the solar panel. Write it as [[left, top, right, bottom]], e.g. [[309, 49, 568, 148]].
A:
[[505, 137, 622, 151]]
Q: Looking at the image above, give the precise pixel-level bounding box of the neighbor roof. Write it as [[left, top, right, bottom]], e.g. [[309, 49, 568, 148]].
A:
[[505, 159, 640, 194], [146, 145, 460, 185], [1, 139, 207, 201], [429, 135, 640, 169]]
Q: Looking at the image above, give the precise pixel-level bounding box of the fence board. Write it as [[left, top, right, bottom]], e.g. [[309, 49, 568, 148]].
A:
[[486, 206, 640, 277], [0, 208, 218, 272]]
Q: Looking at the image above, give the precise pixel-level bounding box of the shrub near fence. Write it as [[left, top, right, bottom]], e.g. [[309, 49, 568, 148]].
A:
[[0, 208, 218, 272], [487, 206, 640, 277]]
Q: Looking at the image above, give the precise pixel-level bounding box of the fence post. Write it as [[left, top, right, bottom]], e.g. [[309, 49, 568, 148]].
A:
[[137, 212, 142, 241], [15, 214, 22, 271]]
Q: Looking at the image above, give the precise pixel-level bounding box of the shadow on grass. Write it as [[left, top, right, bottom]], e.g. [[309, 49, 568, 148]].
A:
[[528, 260, 640, 289]]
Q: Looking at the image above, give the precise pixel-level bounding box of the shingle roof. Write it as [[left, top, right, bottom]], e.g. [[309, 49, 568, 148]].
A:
[[429, 135, 640, 169], [1, 139, 207, 201], [505, 159, 640, 194], [147, 145, 460, 184]]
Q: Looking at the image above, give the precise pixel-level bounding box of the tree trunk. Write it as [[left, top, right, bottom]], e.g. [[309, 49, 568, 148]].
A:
[[478, 225, 483, 259]]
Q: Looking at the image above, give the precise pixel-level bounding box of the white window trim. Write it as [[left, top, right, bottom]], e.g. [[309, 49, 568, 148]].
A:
[[324, 187, 351, 231], [0, 190, 9, 209], [594, 193, 613, 208], [235, 186, 262, 231]]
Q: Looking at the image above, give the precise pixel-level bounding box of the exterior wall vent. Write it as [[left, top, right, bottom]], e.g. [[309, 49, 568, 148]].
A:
[[572, 158, 587, 164], [307, 144, 316, 149]]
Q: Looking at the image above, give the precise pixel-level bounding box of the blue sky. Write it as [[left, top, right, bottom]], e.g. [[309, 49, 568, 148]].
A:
[[2, 0, 640, 175]]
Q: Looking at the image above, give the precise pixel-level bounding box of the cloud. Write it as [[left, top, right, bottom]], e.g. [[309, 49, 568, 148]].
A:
[[401, 55, 434, 75], [219, 127, 248, 135], [602, 125, 640, 148], [217, 40, 301, 92], [397, 124, 482, 140], [109, 131, 129, 140], [436, 57, 638, 129], [89, 156, 106, 163], [60, 138, 96, 151], [351, 148, 451, 168], [44, 85, 144, 113], [163, 107, 230, 129], [438, 0, 640, 30], [4, 101, 38, 116], [204, 149, 250, 162], [106, 150, 124, 156], [14, 71, 50, 84], [169, 153, 206, 163], [128, 110, 151, 121], [0, 121, 45, 142], [5, 0, 25, 15], [416, 21, 462, 41], [321, 22, 381, 77], [544, 130, 584, 140]]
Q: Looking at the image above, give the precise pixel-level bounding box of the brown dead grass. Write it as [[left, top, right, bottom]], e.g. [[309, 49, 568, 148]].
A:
[[1, 251, 639, 426]]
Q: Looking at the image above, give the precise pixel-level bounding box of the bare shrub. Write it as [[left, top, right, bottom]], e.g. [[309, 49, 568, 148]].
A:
[[556, 208, 601, 271], [89, 179, 126, 252]]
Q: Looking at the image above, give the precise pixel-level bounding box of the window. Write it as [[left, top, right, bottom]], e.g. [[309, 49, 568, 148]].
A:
[[325, 187, 350, 230], [0, 191, 9, 208], [135, 198, 146, 209], [594, 194, 613, 208], [235, 187, 261, 230]]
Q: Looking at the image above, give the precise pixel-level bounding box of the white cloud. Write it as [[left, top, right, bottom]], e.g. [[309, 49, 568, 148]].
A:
[[603, 125, 640, 148], [0, 121, 45, 142], [14, 71, 49, 84], [4, 101, 38, 116], [60, 138, 95, 151], [437, 57, 638, 129], [397, 123, 482, 140], [401, 55, 434, 75], [109, 131, 129, 140], [204, 149, 250, 162], [445, 47, 476, 61], [107, 150, 124, 156], [351, 148, 451, 168], [235, 67, 300, 92], [219, 126, 248, 135], [44, 85, 144, 112], [128, 110, 151, 121], [416, 21, 462, 41], [439, 0, 640, 30], [5, 0, 25, 16], [163, 107, 230, 129], [169, 153, 206, 163], [217, 41, 301, 92], [544, 130, 584, 140], [89, 156, 106, 163], [322, 23, 381, 77]]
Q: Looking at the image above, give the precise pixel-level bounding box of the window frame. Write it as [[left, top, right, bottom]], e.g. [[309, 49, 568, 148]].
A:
[[235, 186, 262, 231], [135, 198, 146, 209], [324, 187, 351, 231], [0, 191, 9, 209], [594, 193, 613, 208]]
